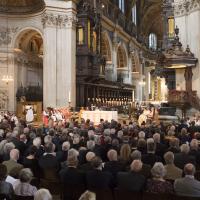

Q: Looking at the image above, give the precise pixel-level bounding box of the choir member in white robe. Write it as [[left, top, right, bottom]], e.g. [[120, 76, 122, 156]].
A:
[[26, 107, 34, 123]]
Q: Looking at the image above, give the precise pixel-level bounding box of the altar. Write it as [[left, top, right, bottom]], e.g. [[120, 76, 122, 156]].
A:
[[82, 110, 118, 125]]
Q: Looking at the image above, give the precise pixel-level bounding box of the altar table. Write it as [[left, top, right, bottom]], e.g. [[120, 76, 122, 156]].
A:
[[82, 110, 118, 125]]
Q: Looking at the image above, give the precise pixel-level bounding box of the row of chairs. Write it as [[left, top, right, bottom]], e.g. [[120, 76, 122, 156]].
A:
[[38, 178, 200, 200], [0, 194, 33, 200], [1, 189, 200, 200]]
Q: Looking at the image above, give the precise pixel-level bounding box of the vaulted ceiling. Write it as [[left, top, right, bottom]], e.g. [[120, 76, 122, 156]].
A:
[[138, 0, 163, 39], [127, 0, 163, 41]]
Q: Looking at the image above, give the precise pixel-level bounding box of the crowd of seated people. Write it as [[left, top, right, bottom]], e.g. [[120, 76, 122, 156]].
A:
[[0, 115, 200, 199]]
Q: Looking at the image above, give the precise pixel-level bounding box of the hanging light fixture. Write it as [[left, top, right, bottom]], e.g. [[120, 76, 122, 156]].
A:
[[2, 2, 13, 84]]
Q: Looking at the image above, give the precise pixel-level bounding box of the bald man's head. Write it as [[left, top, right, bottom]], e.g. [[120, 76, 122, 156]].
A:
[[10, 149, 20, 161], [184, 163, 196, 176]]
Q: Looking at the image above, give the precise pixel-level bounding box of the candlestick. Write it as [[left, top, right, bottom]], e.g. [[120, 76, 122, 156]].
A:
[[68, 90, 71, 102]]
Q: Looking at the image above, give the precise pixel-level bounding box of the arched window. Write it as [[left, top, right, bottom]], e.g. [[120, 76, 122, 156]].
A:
[[149, 33, 157, 50], [119, 0, 125, 13], [132, 4, 137, 25]]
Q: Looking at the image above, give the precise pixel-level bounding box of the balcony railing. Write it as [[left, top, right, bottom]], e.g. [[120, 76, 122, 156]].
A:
[[100, 0, 137, 38]]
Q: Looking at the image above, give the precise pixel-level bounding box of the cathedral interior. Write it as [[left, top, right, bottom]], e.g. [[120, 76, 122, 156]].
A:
[[1, 1, 200, 200], [0, 0, 200, 117]]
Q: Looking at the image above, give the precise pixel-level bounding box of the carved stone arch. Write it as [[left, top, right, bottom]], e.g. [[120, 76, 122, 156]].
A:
[[13, 28, 44, 102], [13, 27, 43, 49], [101, 31, 113, 63]]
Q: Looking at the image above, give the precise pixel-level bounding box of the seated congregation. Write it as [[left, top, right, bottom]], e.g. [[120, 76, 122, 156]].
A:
[[0, 117, 200, 200]]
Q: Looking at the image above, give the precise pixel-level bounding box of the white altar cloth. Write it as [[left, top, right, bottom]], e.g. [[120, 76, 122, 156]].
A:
[[82, 111, 118, 125]]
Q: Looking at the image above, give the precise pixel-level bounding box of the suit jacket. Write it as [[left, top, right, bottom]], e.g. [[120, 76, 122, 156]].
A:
[[104, 161, 124, 176], [117, 171, 146, 192], [140, 164, 151, 178], [86, 169, 113, 189], [11, 138, 27, 156], [189, 149, 200, 167], [2, 159, 23, 178], [39, 153, 60, 169], [0, 181, 14, 199], [39, 153, 60, 179], [59, 167, 86, 186], [174, 153, 196, 169], [174, 176, 200, 197], [155, 143, 167, 158], [164, 164, 182, 180], [142, 153, 161, 167], [79, 162, 93, 172]]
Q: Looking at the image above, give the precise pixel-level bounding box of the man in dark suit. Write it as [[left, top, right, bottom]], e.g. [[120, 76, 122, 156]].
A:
[[86, 156, 114, 189], [130, 150, 151, 178], [56, 141, 70, 162], [104, 149, 124, 174], [103, 149, 124, 186], [153, 133, 167, 159], [142, 138, 161, 167], [10, 131, 26, 156], [189, 139, 200, 168], [3, 149, 23, 178], [60, 149, 86, 200], [174, 144, 196, 169], [174, 163, 200, 197], [117, 160, 146, 192], [188, 121, 198, 137], [79, 152, 95, 172], [39, 142, 60, 180]]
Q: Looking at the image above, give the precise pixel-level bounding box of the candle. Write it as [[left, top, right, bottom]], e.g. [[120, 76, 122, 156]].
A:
[[68, 90, 71, 102]]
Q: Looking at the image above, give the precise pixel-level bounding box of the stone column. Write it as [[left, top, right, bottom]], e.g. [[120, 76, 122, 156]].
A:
[[56, 12, 77, 107], [42, 13, 57, 108], [112, 32, 118, 82], [184, 67, 193, 92], [42, 0, 77, 108]]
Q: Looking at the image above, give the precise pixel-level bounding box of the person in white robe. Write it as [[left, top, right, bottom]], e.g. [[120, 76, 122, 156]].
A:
[[26, 107, 34, 123], [138, 108, 149, 126]]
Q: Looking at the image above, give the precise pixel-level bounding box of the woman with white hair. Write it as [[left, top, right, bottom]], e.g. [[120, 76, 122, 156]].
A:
[[3, 142, 15, 161], [146, 162, 173, 193], [34, 189, 52, 200], [79, 190, 96, 200], [14, 168, 37, 196]]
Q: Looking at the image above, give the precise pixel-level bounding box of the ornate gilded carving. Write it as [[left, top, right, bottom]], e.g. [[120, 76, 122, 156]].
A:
[[42, 13, 77, 28], [0, 90, 8, 111], [0, 27, 19, 46], [174, 0, 200, 16], [41, 13, 57, 28]]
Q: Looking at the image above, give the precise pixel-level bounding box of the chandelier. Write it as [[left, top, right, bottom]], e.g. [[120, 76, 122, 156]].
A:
[[2, 75, 13, 84]]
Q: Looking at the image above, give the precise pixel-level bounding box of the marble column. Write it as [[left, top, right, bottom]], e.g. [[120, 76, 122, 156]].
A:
[[42, 13, 57, 108], [42, 1, 77, 108]]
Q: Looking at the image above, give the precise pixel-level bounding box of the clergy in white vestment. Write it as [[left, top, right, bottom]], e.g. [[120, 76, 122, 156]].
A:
[[26, 107, 34, 123]]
